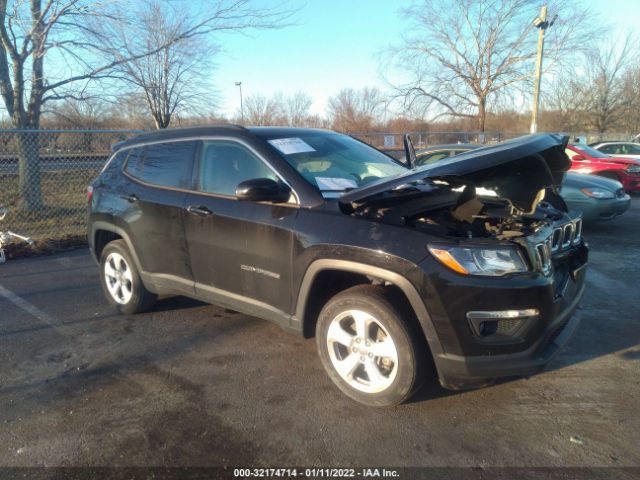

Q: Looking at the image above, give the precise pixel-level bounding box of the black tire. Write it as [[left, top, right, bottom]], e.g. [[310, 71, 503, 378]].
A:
[[315, 285, 426, 407], [99, 239, 157, 315]]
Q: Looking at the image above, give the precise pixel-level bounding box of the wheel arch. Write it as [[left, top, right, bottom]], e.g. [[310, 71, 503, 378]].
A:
[[295, 259, 443, 356], [90, 222, 145, 275]]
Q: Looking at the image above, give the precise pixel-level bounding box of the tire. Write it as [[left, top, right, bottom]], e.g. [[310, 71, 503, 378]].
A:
[[315, 285, 426, 407], [99, 239, 157, 315]]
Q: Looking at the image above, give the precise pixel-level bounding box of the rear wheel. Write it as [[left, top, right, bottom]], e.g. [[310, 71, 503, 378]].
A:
[[316, 285, 426, 406], [100, 240, 157, 314]]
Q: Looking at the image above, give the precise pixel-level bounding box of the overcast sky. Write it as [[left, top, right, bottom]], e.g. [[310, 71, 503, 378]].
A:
[[213, 0, 640, 117]]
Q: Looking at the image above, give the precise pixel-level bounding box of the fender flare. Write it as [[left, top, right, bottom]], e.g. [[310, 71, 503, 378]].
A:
[[90, 221, 145, 274], [295, 259, 443, 355]]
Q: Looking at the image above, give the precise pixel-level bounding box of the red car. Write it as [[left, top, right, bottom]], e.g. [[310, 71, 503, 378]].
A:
[[565, 144, 640, 192]]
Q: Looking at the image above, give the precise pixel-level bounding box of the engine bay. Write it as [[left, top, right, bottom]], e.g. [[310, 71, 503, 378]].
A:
[[342, 178, 568, 240]]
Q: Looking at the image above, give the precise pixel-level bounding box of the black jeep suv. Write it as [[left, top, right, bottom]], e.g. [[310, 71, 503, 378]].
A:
[[88, 126, 587, 406]]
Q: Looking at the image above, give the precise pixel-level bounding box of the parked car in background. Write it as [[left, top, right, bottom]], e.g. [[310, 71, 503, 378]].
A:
[[415, 144, 479, 166], [561, 173, 630, 222], [565, 144, 640, 193], [590, 142, 640, 161]]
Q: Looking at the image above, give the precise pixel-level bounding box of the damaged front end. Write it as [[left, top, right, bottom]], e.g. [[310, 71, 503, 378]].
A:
[[340, 134, 585, 277]]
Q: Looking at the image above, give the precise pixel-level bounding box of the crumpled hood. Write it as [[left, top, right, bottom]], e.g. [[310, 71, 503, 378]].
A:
[[340, 134, 571, 212]]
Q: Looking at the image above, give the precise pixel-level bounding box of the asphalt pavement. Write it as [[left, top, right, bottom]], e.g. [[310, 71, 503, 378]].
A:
[[0, 200, 638, 471]]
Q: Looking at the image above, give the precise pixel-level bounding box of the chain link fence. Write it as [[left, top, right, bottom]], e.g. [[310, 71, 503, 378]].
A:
[[0, 129, 140, 241]]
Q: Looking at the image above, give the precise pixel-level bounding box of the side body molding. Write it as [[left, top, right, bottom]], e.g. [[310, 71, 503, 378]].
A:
[[295, 259, 444, 356]]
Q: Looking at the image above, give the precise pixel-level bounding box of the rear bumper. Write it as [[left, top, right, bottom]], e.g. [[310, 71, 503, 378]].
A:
[[433, 277, 585, 390]]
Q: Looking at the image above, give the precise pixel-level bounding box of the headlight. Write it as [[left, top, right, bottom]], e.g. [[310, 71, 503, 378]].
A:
[[625, 165, 640, 174], [428, 245, 528, 276], [580, 187, 614, 199]]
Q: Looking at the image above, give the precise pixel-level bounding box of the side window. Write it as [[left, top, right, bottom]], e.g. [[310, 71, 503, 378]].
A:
[[104, 150, 129, 174], [601, 145, 617, 154], [124, 142, 196, 189], [416, 152, 448, 166], [198, 140, 277, 196], [125, 147, 145, 178]]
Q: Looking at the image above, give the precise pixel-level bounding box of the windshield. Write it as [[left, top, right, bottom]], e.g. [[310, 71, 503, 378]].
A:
[[256, 131, 407, 191], [571, 144, 609, 158]]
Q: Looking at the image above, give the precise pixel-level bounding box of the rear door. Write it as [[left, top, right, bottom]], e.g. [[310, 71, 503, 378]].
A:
[[121, 140, 197, 294], [183, 139, 298, 317]]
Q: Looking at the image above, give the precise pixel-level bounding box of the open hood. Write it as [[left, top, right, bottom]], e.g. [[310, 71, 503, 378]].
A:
[[341, 134, 570, 212]]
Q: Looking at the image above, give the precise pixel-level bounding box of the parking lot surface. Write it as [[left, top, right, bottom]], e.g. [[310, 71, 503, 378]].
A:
[[0, 200, 638, 470]]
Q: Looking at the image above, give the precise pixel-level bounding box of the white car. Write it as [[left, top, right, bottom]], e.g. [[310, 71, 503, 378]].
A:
[[590, 141, 640, 160]]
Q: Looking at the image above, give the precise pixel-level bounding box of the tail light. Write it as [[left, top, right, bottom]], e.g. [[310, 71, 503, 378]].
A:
[[87, 185, 93, 204]]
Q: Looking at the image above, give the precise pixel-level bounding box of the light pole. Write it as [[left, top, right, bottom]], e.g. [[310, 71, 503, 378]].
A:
[[235, 81, 244, 124], [530, 5, 555, 134]]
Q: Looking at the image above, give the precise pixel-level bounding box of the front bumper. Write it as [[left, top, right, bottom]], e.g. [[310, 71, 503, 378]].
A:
[[412, 239, 588, 390], [567, 195, 630, 222], [433, 276, 584, 389], [621, 175, 640, 193]]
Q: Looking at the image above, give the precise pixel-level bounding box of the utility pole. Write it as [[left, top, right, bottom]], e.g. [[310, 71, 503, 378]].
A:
[[235, 81, 244, 124], [530, 5, 548, 134]]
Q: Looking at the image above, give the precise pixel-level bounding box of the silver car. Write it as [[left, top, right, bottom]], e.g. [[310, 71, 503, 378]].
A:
[[590, 142, 640, 160], [561, 172, 630, 222]]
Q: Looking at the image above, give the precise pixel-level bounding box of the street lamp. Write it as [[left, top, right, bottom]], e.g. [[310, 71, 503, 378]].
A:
[[235, 81, 244, 124], [530, 5, 556, 134]]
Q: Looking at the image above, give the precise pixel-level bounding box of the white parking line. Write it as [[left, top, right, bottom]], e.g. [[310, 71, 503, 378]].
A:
[[0, 283, 58, 326]]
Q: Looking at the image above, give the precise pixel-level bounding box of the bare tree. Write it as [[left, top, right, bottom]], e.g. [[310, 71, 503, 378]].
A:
[[240, 91, 313, 126], [242, 93, 285, 125], [285, 91, 313, 127], [0, 0, 291, 210], [326, 87, 385, 132], [579, 34, 638, 136], [386, 0, 589, 131], [620, 68, 640, 135], [109, 1, 220, 129]]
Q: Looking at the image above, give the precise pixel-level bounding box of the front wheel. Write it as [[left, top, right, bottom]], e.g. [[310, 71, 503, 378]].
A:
[[99, 240, 157, 315], [316, 285, 426, 406]]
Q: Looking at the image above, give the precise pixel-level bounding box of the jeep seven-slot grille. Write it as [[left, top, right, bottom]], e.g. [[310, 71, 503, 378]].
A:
[[537, 219, 582, 273]]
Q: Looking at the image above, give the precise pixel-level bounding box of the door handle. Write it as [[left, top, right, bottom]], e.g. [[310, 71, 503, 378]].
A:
[[122, 194, 138, 203], [187, 205, 212, 216]]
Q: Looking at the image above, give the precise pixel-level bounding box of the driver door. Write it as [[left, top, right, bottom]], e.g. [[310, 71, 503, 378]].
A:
[[183, 139, 298, 318]]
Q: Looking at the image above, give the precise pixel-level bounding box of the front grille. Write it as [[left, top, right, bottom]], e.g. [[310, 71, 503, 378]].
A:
[[535, 218, 582, 275], [536, 238, 552, 275]]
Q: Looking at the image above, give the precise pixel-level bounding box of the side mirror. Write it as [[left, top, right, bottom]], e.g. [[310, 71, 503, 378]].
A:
[[403, 134, 416, 168], [236, 178, 291, 203], [571, 154, 585, 161]]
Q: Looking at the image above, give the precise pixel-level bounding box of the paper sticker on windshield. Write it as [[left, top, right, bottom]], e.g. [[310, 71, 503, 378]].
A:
[[267, 137, 315, 155], [315, 177, 358, 190]]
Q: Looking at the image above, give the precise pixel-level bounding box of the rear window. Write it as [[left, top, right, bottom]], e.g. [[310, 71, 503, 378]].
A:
[[124, 141, 196, 188]]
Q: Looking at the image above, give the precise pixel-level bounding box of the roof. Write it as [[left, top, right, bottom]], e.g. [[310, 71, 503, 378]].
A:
[[246, 127, 334, 137], [114, 125, 337, 150], [116, 124, 247, 149]]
